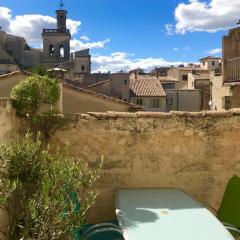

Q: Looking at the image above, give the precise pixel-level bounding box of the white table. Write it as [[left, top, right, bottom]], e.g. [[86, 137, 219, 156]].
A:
[[116, 189, 234, 240]]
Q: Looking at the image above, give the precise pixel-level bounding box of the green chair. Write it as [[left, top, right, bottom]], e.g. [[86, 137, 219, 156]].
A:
[[66, 190, 124, 240], [217, 175, 240, 238]]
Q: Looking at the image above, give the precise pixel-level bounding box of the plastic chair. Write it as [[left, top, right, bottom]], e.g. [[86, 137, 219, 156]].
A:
[[66, 190, 124, 240], [217, 175, 240, 237]]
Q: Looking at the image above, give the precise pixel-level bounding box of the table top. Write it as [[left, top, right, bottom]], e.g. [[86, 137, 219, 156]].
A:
[[116, 189, 234, 240]]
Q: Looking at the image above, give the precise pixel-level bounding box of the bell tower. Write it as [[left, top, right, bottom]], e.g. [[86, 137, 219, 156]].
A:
[[41, 0, 71, 65], [56, 0, 67, 32]]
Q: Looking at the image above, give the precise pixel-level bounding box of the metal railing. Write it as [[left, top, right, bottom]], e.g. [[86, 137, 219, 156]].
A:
[[43, 29, 70, 34], [226, 57, 240, 82]]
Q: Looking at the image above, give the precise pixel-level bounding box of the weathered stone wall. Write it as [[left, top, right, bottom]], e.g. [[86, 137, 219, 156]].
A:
[[0, 99, 20, 143], [1, 100, 240, 227], [50, 111, 240, 223], [0, 99, 20, 239]]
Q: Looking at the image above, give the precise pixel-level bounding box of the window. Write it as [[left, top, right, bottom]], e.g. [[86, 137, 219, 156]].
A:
[[212, 61, 215, 66], [59, 45, 64, 58], [81, 65, 85, 72], [182, 75, 188, 81], [136, 99, 143, 106], [167, 98, 173, 105], [151, 99, 160, 108], [203, 61, 206, 66], [124, 79, 128, 85], [49, 45, 54, 56]]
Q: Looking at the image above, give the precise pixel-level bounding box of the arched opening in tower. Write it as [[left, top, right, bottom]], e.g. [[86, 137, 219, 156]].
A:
[[49, 45, 55, 56], [59, 45, 65, 58]]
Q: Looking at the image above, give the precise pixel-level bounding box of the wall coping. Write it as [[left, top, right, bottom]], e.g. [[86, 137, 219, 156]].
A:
[[70, 109, 240, 120]]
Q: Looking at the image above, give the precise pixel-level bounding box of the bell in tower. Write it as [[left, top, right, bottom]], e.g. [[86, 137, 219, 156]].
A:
[[41, 0, 71, 64]]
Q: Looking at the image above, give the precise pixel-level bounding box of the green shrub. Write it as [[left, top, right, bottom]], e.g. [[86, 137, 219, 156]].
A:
[[11, 75, 60, 116], [0, 133, 102, 240]]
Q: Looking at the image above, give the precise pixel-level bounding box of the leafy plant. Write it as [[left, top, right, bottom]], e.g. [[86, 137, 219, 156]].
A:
[[11, 74, 60, 116], [28, 111, 69, 141], [28, 65, 49, 76], [0, 133, 102, 240]]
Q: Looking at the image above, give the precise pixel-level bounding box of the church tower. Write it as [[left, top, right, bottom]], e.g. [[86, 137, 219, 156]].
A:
[[41, 0, 71, 65]]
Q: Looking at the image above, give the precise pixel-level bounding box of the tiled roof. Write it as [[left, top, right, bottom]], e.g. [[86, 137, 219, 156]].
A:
[[130, 77, 166, 97], [199, 56, 221, 61]]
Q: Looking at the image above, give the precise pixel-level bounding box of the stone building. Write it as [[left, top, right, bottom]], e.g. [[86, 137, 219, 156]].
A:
[[0, 30, 40, 72], [188, 73, 211, 110], [0, 5, 91, 80], [210, 23, 240, 110], [129, 76, 167, 112], [199, 56, 221, 72], [0, 71, 143, 114], [41, 9, 71, 65], [165, 89, 202, 112]]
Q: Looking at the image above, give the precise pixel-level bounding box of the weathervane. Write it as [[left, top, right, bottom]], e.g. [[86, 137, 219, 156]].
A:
[[58, 0, 64, 9]]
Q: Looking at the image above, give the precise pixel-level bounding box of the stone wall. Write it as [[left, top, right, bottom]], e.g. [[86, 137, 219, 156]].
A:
[[0, 99, 20, 143], [0, 99, 20, 239], [49, 110, 240, 223], [0, 100, 240, 226]]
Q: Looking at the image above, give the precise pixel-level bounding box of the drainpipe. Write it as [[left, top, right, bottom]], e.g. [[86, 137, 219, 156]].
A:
[[177, 91, 179, 111]]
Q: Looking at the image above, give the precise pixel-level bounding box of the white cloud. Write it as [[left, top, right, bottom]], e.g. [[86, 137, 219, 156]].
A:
[[207, 48, 222, 54], [0, 7, 81, 46], [0, 7, 12, 30], [71, 38, 111, 51], [174, 0, 240, 34], [0, 6, 110, 52], [164, 24, 174, 35], [174, 47, 179, 51], [80, 35, 90, 41], [92, 52, 187, 73]]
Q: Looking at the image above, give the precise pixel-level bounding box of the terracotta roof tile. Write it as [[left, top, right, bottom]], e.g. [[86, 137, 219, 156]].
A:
[[130, 77, 166, 97]]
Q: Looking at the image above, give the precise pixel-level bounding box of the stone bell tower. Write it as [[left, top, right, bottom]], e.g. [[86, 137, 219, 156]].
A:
[[41, 0, 71, 65]]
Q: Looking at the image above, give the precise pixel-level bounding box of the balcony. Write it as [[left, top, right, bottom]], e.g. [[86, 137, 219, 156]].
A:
[[225, 57, 240, 83]]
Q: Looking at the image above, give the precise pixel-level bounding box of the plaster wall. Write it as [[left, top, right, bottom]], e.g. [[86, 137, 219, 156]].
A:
[[210, 73, 231, 110], [87, 81, 112, 97], [166, 90, 202, 112], [131, 97, 166, 112], [50, 110, 240, 223], [110, 73, 130, 101], [0, 72, 27, 97], [62, 85, 136, 114]]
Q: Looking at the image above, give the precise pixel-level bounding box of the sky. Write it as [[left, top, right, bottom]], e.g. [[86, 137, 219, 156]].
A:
[[0, 0, 240, 72]]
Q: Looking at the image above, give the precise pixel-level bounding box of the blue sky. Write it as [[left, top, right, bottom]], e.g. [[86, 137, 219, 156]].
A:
[[0, 0, 239, 72]]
